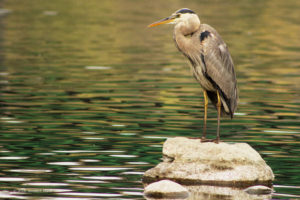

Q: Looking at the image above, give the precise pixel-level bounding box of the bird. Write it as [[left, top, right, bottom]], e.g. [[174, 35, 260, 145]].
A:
[[148, 8, 238, 143]]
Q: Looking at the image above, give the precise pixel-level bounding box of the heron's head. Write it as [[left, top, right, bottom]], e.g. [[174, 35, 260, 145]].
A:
[[148, 8, 198, 27]]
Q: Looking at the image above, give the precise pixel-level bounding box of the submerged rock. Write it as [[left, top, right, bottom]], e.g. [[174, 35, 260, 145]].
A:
[[143, 137, 274, 187], [144, 180, 189, 199], [244, 185, 273, 195]]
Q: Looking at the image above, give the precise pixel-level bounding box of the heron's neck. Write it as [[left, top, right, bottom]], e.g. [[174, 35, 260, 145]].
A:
[[173, 18, 200, 55]]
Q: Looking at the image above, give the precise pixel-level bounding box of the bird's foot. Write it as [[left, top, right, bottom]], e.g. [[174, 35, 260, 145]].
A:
[[212, 138, 220, 144], [200, 137, 221, 143], [200, 137, 212, 143]]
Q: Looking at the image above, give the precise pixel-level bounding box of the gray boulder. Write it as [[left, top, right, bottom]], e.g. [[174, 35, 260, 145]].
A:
[[143, 137, 274, 187]]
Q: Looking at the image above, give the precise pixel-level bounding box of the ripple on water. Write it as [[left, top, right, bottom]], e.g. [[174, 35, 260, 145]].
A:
[[126, 161, 149, 165], [66, 179, 106, 184], [121, 171, 145, 175], [81, 176, 122, 180], [0, 156, 29, 160], [83, 137, 105, 140], [53, 150, 103, 153], [109, 154, 138, 158], [20, 188, 72, 193], [80, 159, 100, 163], [85, 66, 112, 70], [0, 177, 30, 182], [22, 182, 69, 186], [9, 169, 52, 173], [60, 192, 122, 197], [47, 162, 81, 166], [0, 191, 26, 200], [69, 167, 132, 171]]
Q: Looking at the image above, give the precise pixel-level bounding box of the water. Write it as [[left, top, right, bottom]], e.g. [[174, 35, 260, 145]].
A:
[[0, 0, 299, 199]]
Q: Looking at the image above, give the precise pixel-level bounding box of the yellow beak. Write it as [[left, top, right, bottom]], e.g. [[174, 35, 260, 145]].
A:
[[148, 16, 175, 27]]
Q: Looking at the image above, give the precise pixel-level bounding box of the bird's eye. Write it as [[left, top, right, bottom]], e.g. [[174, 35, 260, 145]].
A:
[[176, 14, 181, 18]]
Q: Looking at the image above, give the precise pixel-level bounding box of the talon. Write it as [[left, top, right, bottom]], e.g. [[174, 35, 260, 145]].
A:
[[213, 138, 221, 144], [200, 138, 221, 143], [201, 138, 213, 143]]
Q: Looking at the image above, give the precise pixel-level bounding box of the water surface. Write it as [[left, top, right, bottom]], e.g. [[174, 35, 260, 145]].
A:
[[0, 0, 299, 199]]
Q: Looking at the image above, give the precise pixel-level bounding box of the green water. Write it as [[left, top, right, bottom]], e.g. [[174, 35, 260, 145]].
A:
[[0, 0, 299, 199]]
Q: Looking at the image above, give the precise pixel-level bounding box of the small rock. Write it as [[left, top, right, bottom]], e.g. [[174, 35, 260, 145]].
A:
[[244, 185, 273, 195], [143, 137, 274, 186], [144, 180, 189, 199]]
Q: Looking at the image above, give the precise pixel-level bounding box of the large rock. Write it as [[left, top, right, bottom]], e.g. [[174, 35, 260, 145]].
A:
[[143, 137, 274, 187]]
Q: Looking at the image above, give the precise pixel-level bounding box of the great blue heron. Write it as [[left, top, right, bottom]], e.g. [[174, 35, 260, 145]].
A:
[[148, 8, 238, 143]]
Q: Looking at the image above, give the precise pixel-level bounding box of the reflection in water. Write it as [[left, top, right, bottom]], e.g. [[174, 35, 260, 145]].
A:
[[0, 0, 299, 199], [186, 185, 272, 200]]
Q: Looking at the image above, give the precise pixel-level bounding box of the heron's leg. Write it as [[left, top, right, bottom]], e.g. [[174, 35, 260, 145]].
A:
[[202, 90, 208, 140], [216, 90, 221, 144]]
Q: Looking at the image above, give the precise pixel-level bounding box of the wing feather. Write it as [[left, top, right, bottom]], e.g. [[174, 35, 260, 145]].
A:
[[199, 24, 238, 116]]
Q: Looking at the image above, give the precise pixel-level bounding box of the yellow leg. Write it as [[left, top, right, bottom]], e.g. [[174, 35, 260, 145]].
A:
[[202, 90, 208, 140], [216, 90, 221, 143]]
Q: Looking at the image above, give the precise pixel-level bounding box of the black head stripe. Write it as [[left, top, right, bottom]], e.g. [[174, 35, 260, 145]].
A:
[[176, 8, 195, 14]]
